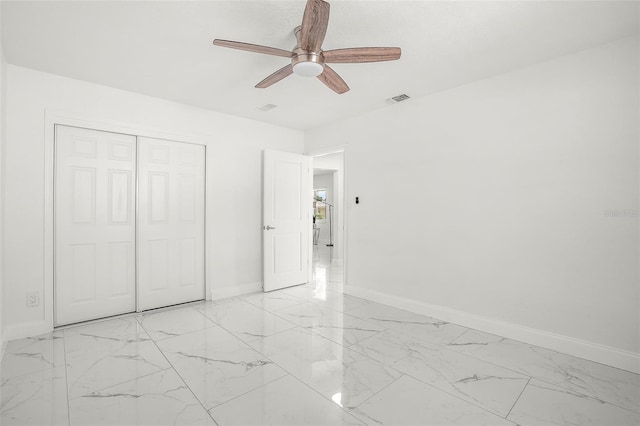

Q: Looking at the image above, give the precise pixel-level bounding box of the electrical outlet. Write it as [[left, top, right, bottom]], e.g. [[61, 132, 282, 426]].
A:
[[26, 291, 40, 308]]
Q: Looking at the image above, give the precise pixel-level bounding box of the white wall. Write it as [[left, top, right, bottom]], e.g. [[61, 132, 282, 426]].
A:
[[305, 36, 640, 371], [313, 173, 334, 245], [3, 65, 303, 338], [0, 4, 6, 353]]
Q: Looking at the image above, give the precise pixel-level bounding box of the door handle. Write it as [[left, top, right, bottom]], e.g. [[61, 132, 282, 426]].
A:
[[263, 225, 276, 230]]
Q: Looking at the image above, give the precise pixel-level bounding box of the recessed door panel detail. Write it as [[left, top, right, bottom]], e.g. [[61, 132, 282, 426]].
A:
[[71, 167, 96, 224], [178, 174, 196, 222], [108, 241, 133, 297], [71, 136, 97, 158], [109, 142, 133, 161], [179, 238, 196, 287], [55, 125, 137, 326], [150, 145, 169, 164], [108, 170, 131, 224], [149, 172, 169, 223], [138, 137, 205, 311], [149, 239, 169, 291], [71, 244, 97, 302], [179, 148, 196, 166], [273, 233, 302, 275], [273, 161, 302, 221]]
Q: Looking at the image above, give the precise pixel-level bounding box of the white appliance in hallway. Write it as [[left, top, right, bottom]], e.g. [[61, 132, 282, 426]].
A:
[[54, 126, 205, 326], [262, 150, 312, 292]]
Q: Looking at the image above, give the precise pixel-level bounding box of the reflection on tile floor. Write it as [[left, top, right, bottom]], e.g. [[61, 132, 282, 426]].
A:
[[2, 246, 640, 425]]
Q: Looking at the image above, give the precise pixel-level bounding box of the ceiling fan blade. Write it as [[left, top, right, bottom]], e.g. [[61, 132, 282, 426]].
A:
[[213, 39, 293, 58], [317, 65, 349, 94], [300, 0, 330, 52], [256, 64, 294, 88], [323, 47, 401, 63]]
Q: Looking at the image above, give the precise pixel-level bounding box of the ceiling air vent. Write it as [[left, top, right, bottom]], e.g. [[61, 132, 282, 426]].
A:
[[257, 103, 278, 112], [385, 94, 410, 104]]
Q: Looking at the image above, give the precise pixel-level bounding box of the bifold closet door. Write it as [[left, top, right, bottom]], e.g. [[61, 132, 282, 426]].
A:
[[55, 126, 137, 326], [137, 137, 206, 311]]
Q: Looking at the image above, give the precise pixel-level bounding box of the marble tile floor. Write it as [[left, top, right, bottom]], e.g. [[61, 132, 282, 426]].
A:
[[2, 247, 639, 425]]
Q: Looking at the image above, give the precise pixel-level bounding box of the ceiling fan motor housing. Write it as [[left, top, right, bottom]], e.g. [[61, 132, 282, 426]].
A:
[[292, 47, 325, 77]]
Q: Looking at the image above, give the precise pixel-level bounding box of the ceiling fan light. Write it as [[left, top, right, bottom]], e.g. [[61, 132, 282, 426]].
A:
[[293, 61, 324, 77]]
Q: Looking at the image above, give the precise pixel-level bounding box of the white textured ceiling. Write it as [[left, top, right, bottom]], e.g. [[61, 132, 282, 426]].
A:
[[2, 1, 638, 130]]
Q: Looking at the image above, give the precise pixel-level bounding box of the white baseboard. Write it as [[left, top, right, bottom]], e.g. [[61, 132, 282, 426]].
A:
[[2, 283, 264, 345], [212, 282, 262, 300], [0, 336, 7, 360], [346, 286, 640, 374], [3, 320, 52, 344]]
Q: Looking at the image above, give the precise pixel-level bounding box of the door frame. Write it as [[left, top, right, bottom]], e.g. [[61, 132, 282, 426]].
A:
[[43, 109, 212, 333], [305, 146, 347, 288]]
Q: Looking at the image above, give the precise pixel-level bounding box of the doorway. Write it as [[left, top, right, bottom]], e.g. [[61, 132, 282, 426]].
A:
[[312, 151, 345, 293]]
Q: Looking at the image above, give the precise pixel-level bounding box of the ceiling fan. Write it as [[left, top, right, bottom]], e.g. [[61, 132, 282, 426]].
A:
[[212, 0, 401, 94]]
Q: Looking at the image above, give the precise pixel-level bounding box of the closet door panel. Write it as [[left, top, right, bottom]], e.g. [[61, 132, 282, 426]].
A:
[[137, 137, 205, 311], [55, 126, 137, 326]]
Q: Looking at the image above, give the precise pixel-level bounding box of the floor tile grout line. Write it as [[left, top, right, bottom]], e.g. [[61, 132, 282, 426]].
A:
[[136, 309, 296, 420], [70, 367, 175, 400], [240, 324, 406, 420], [239, 290, 304, 313], [512, 374, 640, 416], [505, 376, 531, 419], [269, 297, 346, 318], [244, 324, 306, 343], [149, 322, 220, 342], [391, 322, 640, 418], [206, 373, 290, 414], [345, 328, 384, 348], [136, 307, 220, 343], [417, 332, 549, 387], [58, 317, 174, 400], [186, 301, 307, 407], [62, 330, 71, 426], [342, 329, 532, 420], [305, 325, 383, 349], [0, 361, 58, 382], [448, 327, 472, 345], [444, 322, 640, 378], [234, 366, 364, 423], [349, 372, 407, 411], [389, 360, 525, 420], [218, 311, 387, 419], [442, 337, 640, 414], [135, 314, 219, 425], [251, 290, 516, 413], [226, 281, 383, 350], [443, 335, 541, 380], [382, 324, 467, 347], [195, 301, 301, 344], [195, 296, 301, 330], [243, 297, 307, 313], [283, 373, 364, 422]]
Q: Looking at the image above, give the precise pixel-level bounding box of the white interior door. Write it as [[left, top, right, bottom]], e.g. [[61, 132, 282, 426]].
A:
[[137, 137, 205, 311], [55, 125, 137, 326], [263, 150, 312, 292]]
